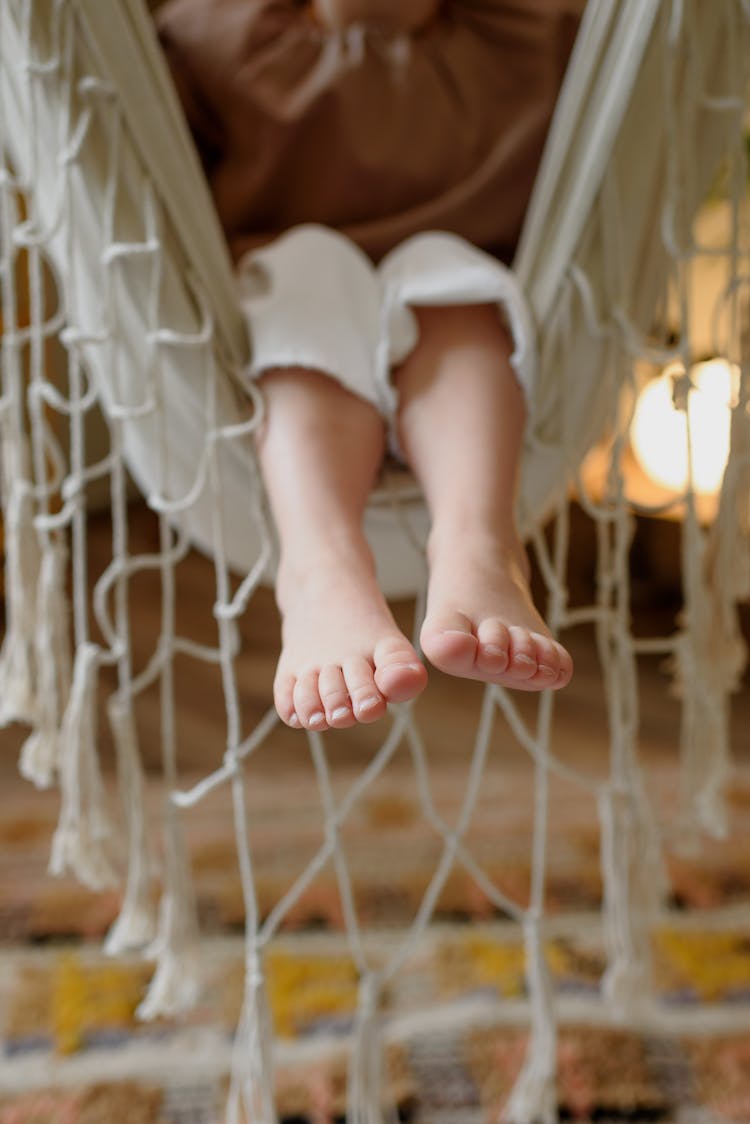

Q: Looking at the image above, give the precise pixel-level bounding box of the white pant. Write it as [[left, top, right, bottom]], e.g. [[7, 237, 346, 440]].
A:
[[237, 224, 536, 448]]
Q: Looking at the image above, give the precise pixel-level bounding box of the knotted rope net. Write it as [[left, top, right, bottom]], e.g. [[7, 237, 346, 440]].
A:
[[1, 1, 749, 1121]]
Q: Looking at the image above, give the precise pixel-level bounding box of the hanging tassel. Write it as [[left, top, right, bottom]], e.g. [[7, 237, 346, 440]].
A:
[[226, 950, 277, 1124], [502, 916, 557, 1124], [136, 896, 201, 1020], [672, 631, 734, 844], [671, 426, 750, 842], [137, 807, 201, 1019], [19, 538, 72, 788], [104, 698, 158, 954], [0, 482, 40, 726], [671, 509, 743, 843], [49, 642, 120, 890], [598, 785, 662, 1020], [347, 973, 385, 1124]]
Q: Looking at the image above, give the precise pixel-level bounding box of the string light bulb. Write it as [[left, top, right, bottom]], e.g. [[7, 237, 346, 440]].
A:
[[630, 359, 736, 496]]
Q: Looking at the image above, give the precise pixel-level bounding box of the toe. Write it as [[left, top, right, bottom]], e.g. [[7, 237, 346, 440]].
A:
[[293, 671, 328, 731], [554, 641, 574, 687], [506, 627, 539, 681], [503, 633, 574, 692], [420, 610, 478, 676], [318, 664, 356, 728], [373, 635, 428, 703], [526, 636, 574, 690], [531, 635, 561, 684], [274, 672, 299, 728], [475, 618, 511, 677], [343, 656, 386, 723]]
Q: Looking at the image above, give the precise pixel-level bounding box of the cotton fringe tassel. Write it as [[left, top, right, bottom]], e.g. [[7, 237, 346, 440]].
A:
[[502, 916, 557, 1124], [226, 949, 277, 1124], [0, 482, 40, 726], [671, 463, 748, 844], [346, 973, 386, 1124], [598, 783, 662, 1020], [104, 697, 157, 954], [19, 539, 72, 788], [137, 807, 201, 1020], [49, 642, 120, 890], [673, 627, 735, 844]]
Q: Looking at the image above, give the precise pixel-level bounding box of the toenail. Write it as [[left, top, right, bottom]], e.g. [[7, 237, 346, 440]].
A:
[[514, 654, 536, 668], [539, 663, 557, 676], [394, 662, 424, 672], [357, 696, 381, 713], [484, 645, 507, 657], [332, 706, 351, 722], [309, 711, 326, 727], [288, 713, 300, 728]]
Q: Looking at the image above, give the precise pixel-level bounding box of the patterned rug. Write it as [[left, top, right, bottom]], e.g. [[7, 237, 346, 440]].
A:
[[3, 921, 750, 1123], [2, 750, 750, 1123]]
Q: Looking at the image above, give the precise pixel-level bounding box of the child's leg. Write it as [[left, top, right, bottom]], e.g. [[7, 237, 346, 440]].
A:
[[394, 304, 573, 690], [255, 367, 427, 730]]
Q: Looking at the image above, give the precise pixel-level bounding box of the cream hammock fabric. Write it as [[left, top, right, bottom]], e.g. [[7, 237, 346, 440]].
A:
[[1, 1, 749, 1121]]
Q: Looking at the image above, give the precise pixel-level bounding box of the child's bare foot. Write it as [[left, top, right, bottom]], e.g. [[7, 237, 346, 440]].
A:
[[420, 528, 573, 691], [274, 547, 427, 730]]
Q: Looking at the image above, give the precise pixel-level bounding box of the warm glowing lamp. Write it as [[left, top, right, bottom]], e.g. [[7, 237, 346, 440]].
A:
[[630, 359, 735, 497]]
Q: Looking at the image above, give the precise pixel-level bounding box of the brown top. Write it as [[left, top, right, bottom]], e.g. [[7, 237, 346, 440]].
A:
[[156, 0, 583, 264]]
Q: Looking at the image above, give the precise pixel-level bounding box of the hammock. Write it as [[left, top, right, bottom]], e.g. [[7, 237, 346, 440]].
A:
[[0, 0, 748, 1121]]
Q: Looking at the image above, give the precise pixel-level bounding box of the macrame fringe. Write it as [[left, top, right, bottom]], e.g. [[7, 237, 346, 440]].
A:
[[671, 509, 745, 844], [136, 909, 201, 1020], [19, 539, 72, 788], [681, 445, 750, 836], [672, 632, 734, 844], [226, 953, 277, 1124], [137, 809, 201, 1019], [0, 483, 40, 726], [104, 698, 157, 954], [347, 974, 385, 1124], [502, 917, 557, 1124], [598, 785, 661, 1020], [49, 642, 120, 890]]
